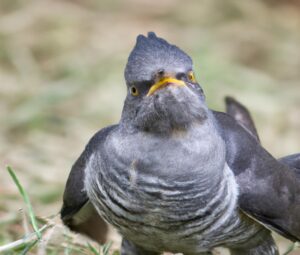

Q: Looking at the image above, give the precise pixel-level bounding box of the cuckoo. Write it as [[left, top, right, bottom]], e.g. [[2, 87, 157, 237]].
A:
[[61, 32, 300, 255]]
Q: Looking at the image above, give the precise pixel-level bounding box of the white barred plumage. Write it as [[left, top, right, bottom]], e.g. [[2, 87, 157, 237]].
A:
[[84, 120, 274, 254]]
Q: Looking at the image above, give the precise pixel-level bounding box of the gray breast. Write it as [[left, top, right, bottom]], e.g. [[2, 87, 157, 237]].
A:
[[84, 124, 263, 253]]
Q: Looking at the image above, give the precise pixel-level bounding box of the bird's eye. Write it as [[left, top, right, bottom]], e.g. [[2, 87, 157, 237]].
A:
[[157, 69, 165, 77], [187, 71, 196, 82], [130, 86, 139, 96]]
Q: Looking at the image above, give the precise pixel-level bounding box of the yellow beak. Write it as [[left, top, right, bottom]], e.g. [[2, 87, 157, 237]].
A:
[[147, 77, 186, 96]]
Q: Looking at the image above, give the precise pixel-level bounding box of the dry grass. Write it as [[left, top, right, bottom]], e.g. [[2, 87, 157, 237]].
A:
[[0, 0, 300, 254]]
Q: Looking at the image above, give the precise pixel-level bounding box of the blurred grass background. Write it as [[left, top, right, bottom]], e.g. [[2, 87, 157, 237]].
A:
[[0, 0, 299, 254]]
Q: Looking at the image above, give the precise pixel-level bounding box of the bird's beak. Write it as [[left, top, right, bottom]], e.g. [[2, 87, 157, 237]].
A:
[[147, 77, 186, 96]]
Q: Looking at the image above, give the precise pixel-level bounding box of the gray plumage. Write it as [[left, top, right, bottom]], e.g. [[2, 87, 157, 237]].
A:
[[61, 32, 300, 255], [225, 97, 300, 176], [225, 96, 260, 142], [125, 32, 192, 84]]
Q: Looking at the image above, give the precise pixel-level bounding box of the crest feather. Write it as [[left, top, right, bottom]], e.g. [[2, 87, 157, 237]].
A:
[[125, 32, 192, 84]]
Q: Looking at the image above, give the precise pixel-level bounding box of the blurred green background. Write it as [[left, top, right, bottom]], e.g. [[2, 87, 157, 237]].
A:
[[0, 0, 299, 254]]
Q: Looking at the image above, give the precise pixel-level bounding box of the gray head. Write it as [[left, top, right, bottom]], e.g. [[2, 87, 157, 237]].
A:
[[121, 32, 208, 133], [125, 32, 193, 84]]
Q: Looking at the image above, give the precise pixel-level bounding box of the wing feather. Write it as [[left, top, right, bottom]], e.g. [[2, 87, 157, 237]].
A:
[[61, 125, 117, 243], [214, 111, 300, 242], [225, 97, 300, 172]]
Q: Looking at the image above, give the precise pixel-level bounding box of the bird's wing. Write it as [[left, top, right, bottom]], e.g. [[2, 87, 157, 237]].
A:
[[225, 96, 260, 142], [214, 111, 300, 242], [61, 125, 117, 243], [279, 154, 300, 172], [224, 97, 300, 172]]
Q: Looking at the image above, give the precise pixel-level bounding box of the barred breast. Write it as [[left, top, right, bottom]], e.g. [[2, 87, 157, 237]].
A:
[[85, 124, 264, 253]]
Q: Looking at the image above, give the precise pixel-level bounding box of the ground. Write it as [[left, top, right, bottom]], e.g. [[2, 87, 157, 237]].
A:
[[0, 0, 300, 254]]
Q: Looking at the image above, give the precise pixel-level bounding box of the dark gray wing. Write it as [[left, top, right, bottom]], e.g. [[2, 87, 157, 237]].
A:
[[61, 125, 117, 243], [225, 97, 300, 171], [225, 96, 260, 142], [214, 111, 300, 242], [279, 154, 300, 173]]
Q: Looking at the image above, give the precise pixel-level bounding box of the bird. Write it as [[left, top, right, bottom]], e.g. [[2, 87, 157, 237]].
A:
[[61, 32, 300, 255]]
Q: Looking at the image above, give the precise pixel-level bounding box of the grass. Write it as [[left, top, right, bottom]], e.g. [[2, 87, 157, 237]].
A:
[[87, 242, 114, 255], [283, 243, 299, 255], [1, 167, 117, 255], [6, 166, 41, 240]]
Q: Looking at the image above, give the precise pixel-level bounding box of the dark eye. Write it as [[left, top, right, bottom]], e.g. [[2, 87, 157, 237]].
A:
[[157, 69, 165, 77], [130, 86, 139, 96], [176, 73, 186, 80]]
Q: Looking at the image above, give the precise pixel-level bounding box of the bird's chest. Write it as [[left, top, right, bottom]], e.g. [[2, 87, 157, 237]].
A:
[[85, 129, 254, 252], [96, 129, 226, 220]]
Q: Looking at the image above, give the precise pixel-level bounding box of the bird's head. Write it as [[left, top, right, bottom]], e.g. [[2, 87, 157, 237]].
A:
[[121, 32, 208, 133]]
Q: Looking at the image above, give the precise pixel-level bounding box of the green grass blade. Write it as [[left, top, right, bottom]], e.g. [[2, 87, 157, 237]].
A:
[[0, 224, 51, 253], [20, 239, 38, 255], [64, 231, 71, 255], [283, 242, 297, 255], [87, 242, 100, 255], [6, 166, 41, 239], [102, 241, 112, 255]]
